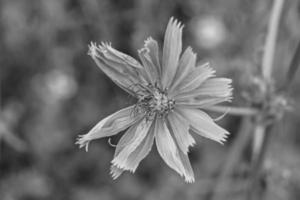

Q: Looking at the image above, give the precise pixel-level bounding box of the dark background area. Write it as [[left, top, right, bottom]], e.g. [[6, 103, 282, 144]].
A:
[[1, 0, 300, 199]]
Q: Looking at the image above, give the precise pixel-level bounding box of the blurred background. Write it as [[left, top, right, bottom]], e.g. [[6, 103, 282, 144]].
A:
[[1, 0, 300, 199]]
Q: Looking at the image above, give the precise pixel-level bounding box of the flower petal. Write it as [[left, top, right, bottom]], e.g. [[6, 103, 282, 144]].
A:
[[155, 119, 186, 179], [110, 165, 124, 180], [110, 120, 155, 179], [88, 42, 145, 96], [169, 47, 196, 93], [110, 121, 138, 179], [144, 37, 161, 76], [177, 108, 229, 144], [173, 63, 215, 97], [176, 97, 232, 108], [90, 42, 142, 70], [167, 111, 195, 154], [76, 106, 142, 151], [175, 78, 232, 101], [177, 149, 195, 183], [111, 118, 152, 170], [194, 78, 232, 97], [161, 17, 183, 89], [123, 123, 155, 171], [138, 39, 160, 85]]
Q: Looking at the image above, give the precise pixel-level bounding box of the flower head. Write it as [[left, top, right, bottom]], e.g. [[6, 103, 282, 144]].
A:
[[76, 17, 232, 183]]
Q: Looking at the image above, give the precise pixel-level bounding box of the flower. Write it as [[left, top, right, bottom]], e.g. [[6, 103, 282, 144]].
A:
[[76, 17, 232, 183]]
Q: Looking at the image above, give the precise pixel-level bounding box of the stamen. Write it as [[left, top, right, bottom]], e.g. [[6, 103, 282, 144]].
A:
[[133, 83, 175, 120]]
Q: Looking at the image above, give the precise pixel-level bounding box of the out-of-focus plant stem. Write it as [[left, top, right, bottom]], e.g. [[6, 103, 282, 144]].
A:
[[248, 126, 268, 199], [261, 0, 285, 82], [280, 40, 300, 91], [251, 0, 285, 170], [247, 125, 273, 200], [252, 123, 266, 161], [210, 117, 253, 200], [209, 0, 285, 199], [248, 0, 285, 199]]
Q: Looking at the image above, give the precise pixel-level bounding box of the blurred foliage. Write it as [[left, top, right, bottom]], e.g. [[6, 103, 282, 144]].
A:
[[1, 0, 300, 200]]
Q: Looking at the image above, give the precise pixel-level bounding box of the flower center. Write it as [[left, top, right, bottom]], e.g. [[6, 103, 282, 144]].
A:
[[134, 84, 175, 119]]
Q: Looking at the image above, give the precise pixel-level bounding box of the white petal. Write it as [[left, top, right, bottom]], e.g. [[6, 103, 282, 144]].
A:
[[176, 97, 232, 108], [76, 106, 142, 151], [138, 45, 159, 85], [88, 42, 144, 96], [91, 42, 142, 70], [161, 17, 183, 89], [110, 120, 155, 179], [169, 47, 196, 93], [167, 111, 195, 154], [110, 165, 124, 180], [178, 108, 229, 144], [155, 119, 185, 178], [123, 123, 155, 171], [109, 120, 138, 179], [178, 149, 195, 183], [144, 37, 161, 76], [111, 118, 152, 170], [173, 63, 215, 97], [194, 78, 232, 97], [176, 78, 232, 100]]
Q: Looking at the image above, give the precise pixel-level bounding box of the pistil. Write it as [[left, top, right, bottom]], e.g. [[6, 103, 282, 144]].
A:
[[134, 84, 175, 120]]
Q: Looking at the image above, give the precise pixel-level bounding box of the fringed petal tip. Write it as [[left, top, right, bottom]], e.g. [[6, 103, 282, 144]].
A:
[[185, 135, 196, 153], [177, 171, 195, 184], [222, 77, 233, 86], [211, 77, 233, 99], [87, 42, 97, 57], [185, 176, 195, 183], [88, 41, 112, 57], [224, 78, 233, 90], [144, 37, 154, 47], [189, 140, 196, 149], [110, 159, 124, 170], [177, 165, 195, 183], [110, 165, 124, 180], [75, 134, 90, 152], [138, 47, 149, 55], [218, 132, 230, 145], [110, 158, 136, 173], [225, 83, 234, 102], [221, 89, 233, 101], [199, 62, 216, 75], [169, 17, 185, 30], [222, 95, 233, 103]]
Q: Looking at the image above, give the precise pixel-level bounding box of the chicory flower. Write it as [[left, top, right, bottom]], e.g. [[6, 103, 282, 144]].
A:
[[76, 17, 232, 183]]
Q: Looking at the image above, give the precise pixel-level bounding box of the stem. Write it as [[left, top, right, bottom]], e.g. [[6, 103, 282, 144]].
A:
[[246, 1, 285, 199], [280, 40, 300, 91], [252, 123, 266, 161], [202, 105, 259, 116], [261, 0, 285, 81], [247, 124, 273, 200], [209, 117, 253, 200]]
